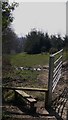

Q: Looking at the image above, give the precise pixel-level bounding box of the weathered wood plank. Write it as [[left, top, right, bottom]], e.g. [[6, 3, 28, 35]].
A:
[[2, 86, 48, 92], [53, 61, 62, 73], [27, 98, 37, 103], [54, 55, 62, 65], [52, 74, 61, 92], [15, 90, 31, 98], [15, 90, 37, 112], [53, 64, 62, 78], [50, 49, 63, 57]]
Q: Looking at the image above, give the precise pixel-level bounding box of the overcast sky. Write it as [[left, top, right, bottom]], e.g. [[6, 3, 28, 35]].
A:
[[10, 2, 66, 37]]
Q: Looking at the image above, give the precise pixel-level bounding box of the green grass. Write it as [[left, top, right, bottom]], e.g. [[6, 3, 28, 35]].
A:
[[3, 50, 67, 68], [3, 52, 49, 80], [15, 70, 39, 82], [10, 53, 49, 67], [3, 51, 67, 86], [3, 53, 49, 89], [3, 51, 67, 80]]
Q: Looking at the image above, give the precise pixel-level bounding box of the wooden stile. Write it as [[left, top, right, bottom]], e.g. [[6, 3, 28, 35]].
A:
[[2, 49, 63, 109]]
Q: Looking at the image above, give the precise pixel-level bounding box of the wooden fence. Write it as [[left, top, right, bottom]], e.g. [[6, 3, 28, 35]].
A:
[[2, 49, 63, 108], [47, 49, 63, 107]]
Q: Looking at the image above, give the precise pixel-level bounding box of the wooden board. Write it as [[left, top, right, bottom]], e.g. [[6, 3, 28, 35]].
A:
[[15, 90, 31, 98], [27, 98, 37, 103], [3, 86, 48, 92]]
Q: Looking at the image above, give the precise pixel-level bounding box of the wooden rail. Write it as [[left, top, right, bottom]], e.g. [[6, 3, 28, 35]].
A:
[[50, 49, 63, 57], [2, 86, 48, 92]]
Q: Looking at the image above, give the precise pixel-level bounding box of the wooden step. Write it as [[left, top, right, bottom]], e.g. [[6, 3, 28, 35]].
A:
[[15, 90, 31, 98], [27, 97, 37, 103]]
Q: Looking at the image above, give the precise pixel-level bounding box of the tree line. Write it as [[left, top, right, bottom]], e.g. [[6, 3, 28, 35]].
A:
[[2, 28, 68, 54], [24, 30, 67, 54], [2, 2, 68, 54]]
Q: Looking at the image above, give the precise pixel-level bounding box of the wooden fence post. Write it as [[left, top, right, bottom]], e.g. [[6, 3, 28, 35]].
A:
[[46, 55, 54, 107]]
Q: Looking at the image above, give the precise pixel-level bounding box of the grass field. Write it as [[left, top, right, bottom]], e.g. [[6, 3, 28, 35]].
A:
[[3, 50, 67, 80], [6, 50, 67, 68], [3, 53, 49, 87], [3, 49, 68, 68], [10, 53, 49, 67]]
